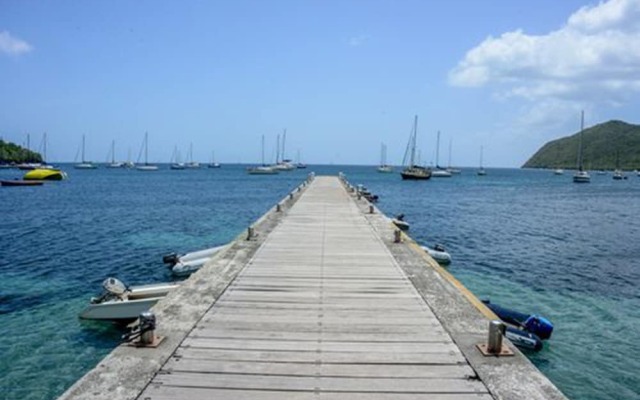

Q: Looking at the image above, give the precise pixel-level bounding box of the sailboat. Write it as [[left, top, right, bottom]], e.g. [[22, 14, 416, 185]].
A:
[[573, 111, 590, 183], [34, 132, 56, 170], [106, 140, 124, 168], [170, 145, 185, 170], [295, 149, 307, 169], [124, 148, 135, 168], [553, 143, 564, 175], [273, 130, 295, 171], [446, 139, 461, 174], [185, 143, 200, 169], [247, 135, 278, 175], [377, 143, 393, 173], [208, 151, 221, 168], [431, 131, 452, 178], [74, 135, 98, 169], [477, 146, 487, 176], [400, 116, 431, 180], [136, 132, 159, 171], [612, 150, 624, 180], [16, 133, 40, 170]]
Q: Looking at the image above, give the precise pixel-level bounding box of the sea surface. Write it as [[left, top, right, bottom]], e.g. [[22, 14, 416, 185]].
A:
[[1, 165, 639, 400]]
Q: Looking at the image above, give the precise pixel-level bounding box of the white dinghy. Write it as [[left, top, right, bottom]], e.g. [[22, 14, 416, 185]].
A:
[[421, 244, 452, 266], [162, 244, 228, 277], [80, 278, 179, 322]]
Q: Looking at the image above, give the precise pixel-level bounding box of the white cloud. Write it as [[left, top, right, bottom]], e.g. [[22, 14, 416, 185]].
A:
[[448, 0, 640, 104], [348, 35, 369, 47], [0, 31, 33, 56]]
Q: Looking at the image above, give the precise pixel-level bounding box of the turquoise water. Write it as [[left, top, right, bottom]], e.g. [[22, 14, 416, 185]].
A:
[[1, 165, 639, 399]]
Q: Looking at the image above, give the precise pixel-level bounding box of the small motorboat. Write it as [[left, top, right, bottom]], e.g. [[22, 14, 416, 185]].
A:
[[482, 300, 553, 352], [391, 214, 410, 231], [1, 179, 44, 187], [162, 244, 228, 276], [421, 244, 452, 265], [80, 277, 179, 322], [23, 168, 67, 181]]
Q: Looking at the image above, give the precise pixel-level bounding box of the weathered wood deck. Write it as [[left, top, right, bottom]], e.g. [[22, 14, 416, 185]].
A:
[[140, 176, 492, 399]]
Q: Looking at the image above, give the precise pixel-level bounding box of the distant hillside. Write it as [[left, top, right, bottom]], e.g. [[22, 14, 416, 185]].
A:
[[522, 120, 640, 170], [0, 140, 43, 164]]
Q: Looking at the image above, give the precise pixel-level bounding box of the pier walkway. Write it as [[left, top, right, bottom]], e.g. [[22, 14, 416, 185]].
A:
[[60, 175, 566, 400], [140, 176, 491, 399]]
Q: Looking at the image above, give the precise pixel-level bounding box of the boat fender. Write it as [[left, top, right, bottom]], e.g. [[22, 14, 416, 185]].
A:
[[524, 315, 554, 340], [162, 253, 179, 265]]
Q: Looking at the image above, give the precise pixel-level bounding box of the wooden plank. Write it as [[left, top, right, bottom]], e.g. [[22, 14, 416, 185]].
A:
[[153, 372, 486, 393], [164, 358, 474, 379], [142, 386, 492, 400], [208, 308, 439, 320], [175, 348, 467, 364], [193, 328, 449, 341], [182, 337, 461, 354]]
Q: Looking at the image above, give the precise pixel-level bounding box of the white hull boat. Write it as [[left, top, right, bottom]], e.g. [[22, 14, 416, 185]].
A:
[[163, 244, 228, 276], [80, 278, 179, 321], [431, 169, 452, 178], [247, 166, 278, 175], [392, 217, 410, 231], [136, 132, 158, 171], [421, 245, 452, 265], [573, 111, 590, 183], [432, 132, 451, 178]]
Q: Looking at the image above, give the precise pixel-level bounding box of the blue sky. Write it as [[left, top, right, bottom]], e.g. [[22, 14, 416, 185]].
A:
[[1, 0, 639, 166]]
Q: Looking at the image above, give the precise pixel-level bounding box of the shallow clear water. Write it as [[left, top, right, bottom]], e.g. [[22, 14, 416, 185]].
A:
[[1, 165, 639, 399]]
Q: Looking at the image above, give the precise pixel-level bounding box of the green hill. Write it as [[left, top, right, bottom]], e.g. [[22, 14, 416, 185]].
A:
[[522, 120, 640, 170], [0, 140, 43, 164]]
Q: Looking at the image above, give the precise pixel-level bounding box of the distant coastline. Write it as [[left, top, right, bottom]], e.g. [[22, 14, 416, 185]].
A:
[[0, 140, 42, 164], [523, 120, 640, 170]]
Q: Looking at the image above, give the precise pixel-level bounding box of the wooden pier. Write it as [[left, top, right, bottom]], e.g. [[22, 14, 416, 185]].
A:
[[140, 176, 489, 399], [60, 175, 567, 400]]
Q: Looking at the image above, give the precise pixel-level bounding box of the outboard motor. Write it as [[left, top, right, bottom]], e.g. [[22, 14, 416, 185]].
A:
[[524, 315, 554, 340], [396, 213, 405, 221], [162, 252, 179, 266], [103, 277, 127, 296], [91, 277, 128, 304], [434, 244, 446, 252]]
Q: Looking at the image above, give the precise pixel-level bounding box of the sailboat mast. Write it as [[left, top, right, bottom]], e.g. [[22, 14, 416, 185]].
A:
[[410, 115, 417, 166], [144, 132, 148, 165], [435, 131, 441, 167], [43, 132, 47, 163], [577, 110, 584, 171], [111, 140, 116, 163], [480, 146, 484, 168], [383, 144, 387, 165], [282, 129, 287, 161], [276, 134, 280, 164], [82, 134, 86, 163], [261, 135, 265, 166], [448, 139, 452, 169]]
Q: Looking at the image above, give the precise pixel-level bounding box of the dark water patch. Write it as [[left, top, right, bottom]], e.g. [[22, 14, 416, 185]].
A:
[[0, 293, 47, 315]]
